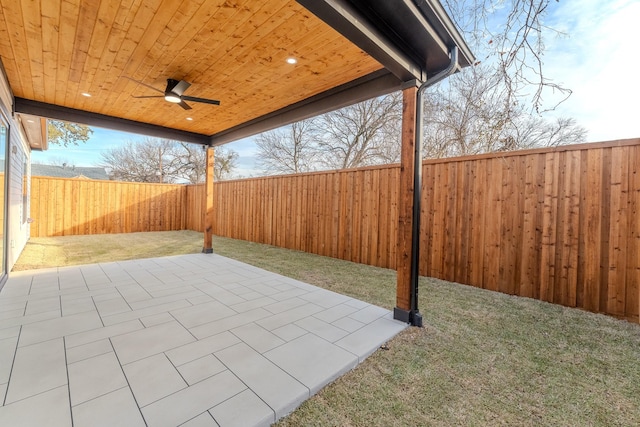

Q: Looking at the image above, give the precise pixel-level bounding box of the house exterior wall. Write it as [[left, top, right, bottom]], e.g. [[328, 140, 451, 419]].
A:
[[0, 64, 31, 273], [7, 127, 30, 268]]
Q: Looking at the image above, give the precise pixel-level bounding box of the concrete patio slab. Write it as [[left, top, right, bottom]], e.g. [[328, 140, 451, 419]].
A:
[[0, 253, 407, 426]]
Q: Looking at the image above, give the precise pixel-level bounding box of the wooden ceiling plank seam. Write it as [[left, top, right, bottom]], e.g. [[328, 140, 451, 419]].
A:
[[0, 0, 33, 100], [217, 38, 374, 115], [98, 0, 142, 100], [56, 0, 81, 105], [20, 0, 46, 102], [131, 0, 211, 91], [144, 0, 262, 115], [138, 42, 379, 136], [174, 0, 291, 90], [77, 0, 121, 109], [189, 18, 379, 131], [93, 0, 146, 113], [40, 0, 62, 103], [109, 0, 180, 112], [115, 8, 379, 136], [146, 0, 247, 87], [67, 0, 100, 85], [119, 0, 182, 80], [131, 0, 281, 126], [175, 2, 303, 103], [0, 5, 20, 98], [104, 0, 165, 115]]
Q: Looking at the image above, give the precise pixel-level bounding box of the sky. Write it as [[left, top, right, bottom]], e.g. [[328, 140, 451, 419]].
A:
[[32, 0, 640, 176]]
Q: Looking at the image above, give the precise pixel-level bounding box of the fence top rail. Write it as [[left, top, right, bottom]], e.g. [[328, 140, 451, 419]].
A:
[[182, 137, 640, 188], [31, 175, 192, 187], [420, 137, 640, 165]]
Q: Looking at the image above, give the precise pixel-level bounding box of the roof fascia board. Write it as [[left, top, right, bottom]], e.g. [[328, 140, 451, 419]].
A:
[[411, 0, 475, 69], [297, 0, 424, 82], [210, 69, 402, 146], [14, 98, 210, 145]]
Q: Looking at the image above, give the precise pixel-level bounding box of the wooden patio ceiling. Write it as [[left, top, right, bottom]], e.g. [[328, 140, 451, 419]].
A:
[[0, 0, 473, 146]]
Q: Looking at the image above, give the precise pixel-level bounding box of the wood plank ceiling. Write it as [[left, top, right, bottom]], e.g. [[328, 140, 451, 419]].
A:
[[0, 0, 383, 137]]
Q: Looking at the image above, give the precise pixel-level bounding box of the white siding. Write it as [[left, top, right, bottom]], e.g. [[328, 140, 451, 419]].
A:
[[0, 65, 31, 272]]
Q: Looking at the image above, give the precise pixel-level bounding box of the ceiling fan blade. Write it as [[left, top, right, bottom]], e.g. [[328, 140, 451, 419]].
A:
[[173, 80, 191, 96], [132, 95, 164, 99], [178, 100, 192, 110], [124, 76, 164, 94], [182, 95, 221, 106]]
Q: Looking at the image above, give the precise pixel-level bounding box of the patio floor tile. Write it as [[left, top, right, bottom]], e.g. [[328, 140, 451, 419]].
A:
[[265, 333, 358, 395], [68, 351, 127, 406], [295, 316, 350, 342], [0, 386, 71, 427], [94, 295, 131, 317], [164, 325, 236, 362], [0, 253, 407, 426], [216, 342, 309, 419], [123, 353, 187, 407], [65, 318, 144, 348], [111, 320, 196, 364], [271, 323, 308, 342], [72, 386, 145, 427], [65, 339, 112, 364], [312, 302, 360, 323], [335, 313, 407, 361], [188, 307, 271, 339], [18, 310, 102, 347], [177, 354, 226, 385], [141, 370, 245, 427], [170, 300, 237, 329], [259, 302, 325, 331], [182, 412, 219, 426], [0, 335, 19, 384], [24, 296, 60, 315], [101, 299, 192, 326], [233, 321, 286, 352], [5, 338, 67, 404], [210, 389, 274, 427]]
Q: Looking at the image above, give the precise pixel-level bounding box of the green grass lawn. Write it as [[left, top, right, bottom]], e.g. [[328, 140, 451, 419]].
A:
[[14, 231, 640, 426]]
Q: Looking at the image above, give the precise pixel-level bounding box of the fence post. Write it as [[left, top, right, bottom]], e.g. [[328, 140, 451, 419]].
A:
[[203, 147, 214, 253]]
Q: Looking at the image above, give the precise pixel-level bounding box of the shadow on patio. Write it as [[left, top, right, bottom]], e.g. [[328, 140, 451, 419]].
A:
[[0, 253, 406, 426]]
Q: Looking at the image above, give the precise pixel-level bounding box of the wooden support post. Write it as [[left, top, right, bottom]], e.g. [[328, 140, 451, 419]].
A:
[[203, 147, 214, 253], [394, 83, 418, 323]]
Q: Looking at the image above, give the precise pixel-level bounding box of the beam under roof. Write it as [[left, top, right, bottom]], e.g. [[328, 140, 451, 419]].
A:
[[210, 69, 401, 146]]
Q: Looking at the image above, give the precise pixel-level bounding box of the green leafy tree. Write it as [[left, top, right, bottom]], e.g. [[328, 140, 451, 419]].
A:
[[47, 120, 93, 146]]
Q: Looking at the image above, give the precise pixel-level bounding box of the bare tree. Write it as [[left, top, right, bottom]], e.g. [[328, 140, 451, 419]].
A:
[[213, 146, 239, 181], [422, 65, 586, 157], [255, 120, 318, 175], [314, 92, 402, 169], [100, 138, 238, 183], [442, 0, 571, 112], [100, 138, 178, 183], [512, 117, 587, 149]]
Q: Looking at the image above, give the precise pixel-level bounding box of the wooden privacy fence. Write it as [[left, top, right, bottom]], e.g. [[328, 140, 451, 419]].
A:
[[208, 138, 640, 323], [29, 138, 640, 322], [30, 177, 188, 236]]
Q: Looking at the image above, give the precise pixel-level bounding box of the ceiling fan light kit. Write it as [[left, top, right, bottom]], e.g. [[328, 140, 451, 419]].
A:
[[129, 77, 221, 111]]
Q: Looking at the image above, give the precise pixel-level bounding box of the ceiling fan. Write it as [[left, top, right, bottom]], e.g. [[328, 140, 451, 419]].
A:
[[127, 77, 221, 110]]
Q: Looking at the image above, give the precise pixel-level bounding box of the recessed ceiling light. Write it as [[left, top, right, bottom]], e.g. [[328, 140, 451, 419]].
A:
[[186, 117, 193, 121], [286, 57, 297, 64], [26, 119, 34, 123], [81, 92, 91, 97]]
